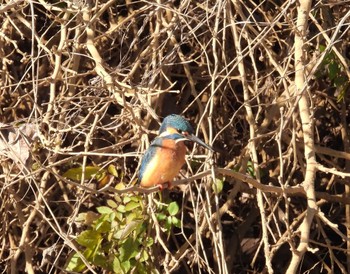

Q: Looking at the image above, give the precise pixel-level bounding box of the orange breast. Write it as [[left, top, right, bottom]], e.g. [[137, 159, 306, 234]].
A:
[[140, 139, 187, 187]]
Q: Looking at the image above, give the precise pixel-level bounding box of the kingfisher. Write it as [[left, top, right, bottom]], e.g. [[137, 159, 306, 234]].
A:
[[139, 114, 214, 189]]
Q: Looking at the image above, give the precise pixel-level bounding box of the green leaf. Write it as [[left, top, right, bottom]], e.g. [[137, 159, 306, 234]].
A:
[[134, 262, 149, 274], [167, 202, 179, 216], [126, 212, 137, 223], [130, 195, 142, 202], [66, 253, 86, 272], [109, 212, 116, 222], [115, 182, 126, 190], [328, 62, 339, 80], [123, 196, 131, 203], [156, 213, 167, 221], [96, 206, 114, 215], [121, 260, 131, 273], [125, 201, 140, 211], [114, 194, 122, 203], [115, 212, 123, 222], [75, 212, 87, 223], [114, 229, 123, 240], [95, 219, 111, 233], [171, 216, 181, 228], [112, 256, 124, 274], [134, 222, 146, 236], [247, 161, 255, 177], [107, 200, 118, 208], [76, 230, 102, 249], [319, 44, 326, 52], [145, 237, 154, 247], [93, 253, 108, 268], [119, 238, 139, 261], [108, 164, 119, 177], [63, 166, 105, 181], [117, 205, 126, 213], [120, 220, 142, 240], [140, 249, 149, 262], [83, 246, 94, 260], [212, 178, 224, 194], [165, 216, 172, 230]]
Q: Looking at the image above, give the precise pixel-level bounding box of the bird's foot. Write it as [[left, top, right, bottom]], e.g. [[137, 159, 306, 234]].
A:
[[157, 182, 172, 190]]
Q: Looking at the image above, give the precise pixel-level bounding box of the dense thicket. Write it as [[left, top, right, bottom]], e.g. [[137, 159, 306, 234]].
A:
[[1, 0, 350, 273]]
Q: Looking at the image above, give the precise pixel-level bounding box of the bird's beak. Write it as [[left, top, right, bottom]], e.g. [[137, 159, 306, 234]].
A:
[[185, 134, 215, 152]]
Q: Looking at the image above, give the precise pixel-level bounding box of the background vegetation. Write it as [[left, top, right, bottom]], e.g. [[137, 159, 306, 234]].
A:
[[1, 0, 350, 273]]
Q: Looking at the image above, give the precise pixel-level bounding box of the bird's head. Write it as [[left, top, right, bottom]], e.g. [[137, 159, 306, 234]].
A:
[[159, 114, 214, 151]]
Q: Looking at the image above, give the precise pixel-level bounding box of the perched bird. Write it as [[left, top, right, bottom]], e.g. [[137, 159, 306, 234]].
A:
[[139, 114, 214, 189]]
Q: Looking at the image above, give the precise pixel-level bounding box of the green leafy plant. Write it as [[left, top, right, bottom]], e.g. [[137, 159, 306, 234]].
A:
[[63, 164, 118, 189], [66, 190, 182, 273], [316, 45, 349, 101], [156, 201, 181, 232], [66, 193, 155, 273]]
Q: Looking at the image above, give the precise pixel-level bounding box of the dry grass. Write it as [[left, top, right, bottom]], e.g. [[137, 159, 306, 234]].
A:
[[1, 0, 350, 273]]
